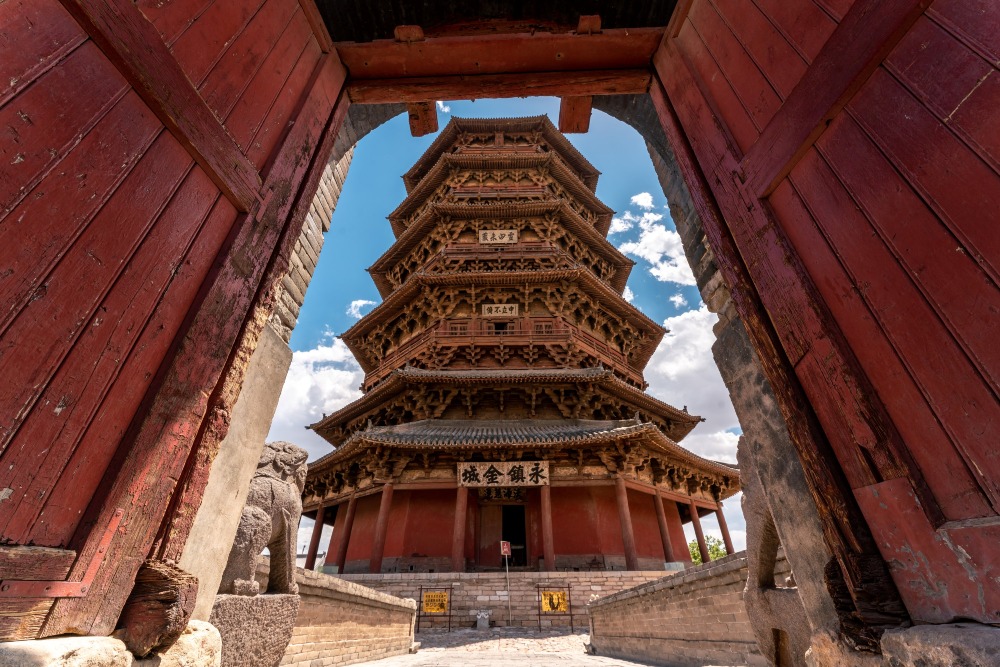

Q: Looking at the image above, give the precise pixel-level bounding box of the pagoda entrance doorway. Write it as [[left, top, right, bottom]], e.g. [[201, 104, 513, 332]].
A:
[[501, 505, 528, 568]]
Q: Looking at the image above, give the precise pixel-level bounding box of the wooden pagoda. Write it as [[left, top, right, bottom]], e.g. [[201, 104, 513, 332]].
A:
[[302, 116, 739, 574]]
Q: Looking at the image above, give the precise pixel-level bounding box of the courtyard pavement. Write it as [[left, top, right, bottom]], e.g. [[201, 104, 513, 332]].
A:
[[356, 628, 654, 666]]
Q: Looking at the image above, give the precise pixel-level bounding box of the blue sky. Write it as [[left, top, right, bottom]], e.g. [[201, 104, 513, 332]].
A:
[[271, 97, 746, 552]]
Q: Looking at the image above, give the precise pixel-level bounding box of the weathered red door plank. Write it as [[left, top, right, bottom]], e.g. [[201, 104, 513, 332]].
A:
[[653, 42, 912, 625], [0, 43, 127, 216], [41, 55, 346, 636], [0, 0, 87, 108], [38, 197, 238, 545], [296, 0, 332, 52], [136, 0, 215, 46], [739, 0, 931, 198], [748, 0, 837, 63], [59, 0, 262, 211], [769, 155, 994, 518], [0, 93, 161, 337], [688, 0, 783, 129], [928, 0, 1000, 64], [0, 134, 192, 497], [167, 0, 267, 87], [848, 68, 1000, 285], [156, 74, 351, 563], [245, 32, 323, 168], [0, 168, 221, 545], [816, 114, 1000, 439], [674, 19, 759, 154], [885, 16, 1000, 177], [196, 0, 299, 124], [225, 11, 319, 156], [709, 0, 808, 97]]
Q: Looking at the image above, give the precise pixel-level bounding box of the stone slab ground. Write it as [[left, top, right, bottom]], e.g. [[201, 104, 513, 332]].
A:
[[354, 628, 741, 666]]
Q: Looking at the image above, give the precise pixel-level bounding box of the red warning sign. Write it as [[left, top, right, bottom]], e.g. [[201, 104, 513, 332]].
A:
[[500, 540, 512, 556]]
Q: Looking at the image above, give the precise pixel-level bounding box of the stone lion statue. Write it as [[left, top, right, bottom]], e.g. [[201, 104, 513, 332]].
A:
[[220, 441, 308, 596]]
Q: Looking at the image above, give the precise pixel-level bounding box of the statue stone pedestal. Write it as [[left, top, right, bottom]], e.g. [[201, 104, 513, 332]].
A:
[[209, 594, 299, 667]]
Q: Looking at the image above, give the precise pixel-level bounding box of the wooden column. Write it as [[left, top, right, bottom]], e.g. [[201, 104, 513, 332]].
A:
[[690, 500, 710, 564], [654, 489, 676, 562], [304, 504, 326, 570], [369, 482, 394, 573], [614, 476, 639, 570], [716, 504, 735, 555], [451, 486, 469, 572], [331, 494, 358, 572], [540, 485, 555, 571]]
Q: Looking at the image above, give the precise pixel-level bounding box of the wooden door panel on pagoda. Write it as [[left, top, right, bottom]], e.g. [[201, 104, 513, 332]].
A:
[[653, 0, 1000, 623], [478, 504, 504, 568], [0, 0, 345, 639]]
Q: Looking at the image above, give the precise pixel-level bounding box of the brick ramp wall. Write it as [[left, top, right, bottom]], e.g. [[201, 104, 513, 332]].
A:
[[257, 562, 417, 667], [341, 571, 666, 630], [587, 552, 787, 667]]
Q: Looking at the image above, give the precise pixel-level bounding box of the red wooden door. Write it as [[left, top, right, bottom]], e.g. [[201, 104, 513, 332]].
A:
[[653, 0, 1000, 625], [478, 504, 503, 567], [0, 0, 346, 638]]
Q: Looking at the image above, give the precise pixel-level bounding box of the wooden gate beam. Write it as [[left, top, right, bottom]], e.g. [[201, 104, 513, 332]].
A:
[[335, 27, 664, 80]]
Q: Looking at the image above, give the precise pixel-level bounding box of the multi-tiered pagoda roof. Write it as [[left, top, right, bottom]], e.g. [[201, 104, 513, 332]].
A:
[[303, 116, 738, 574]]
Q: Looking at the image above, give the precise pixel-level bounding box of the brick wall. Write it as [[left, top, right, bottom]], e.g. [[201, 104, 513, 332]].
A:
[[341, 570, 667, 630], [257, 562, 417, 667], [587, 552, 790, 667]]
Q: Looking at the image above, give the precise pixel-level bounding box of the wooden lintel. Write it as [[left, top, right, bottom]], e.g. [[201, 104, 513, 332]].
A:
[[558, 95, 593, 133], [347, 69, 651, 104], [577, 15, 601, 34], [393, 25, 425, 42], [335, 27, 664, 80], [58, 0, 261, 212], [406, 101, 438, 137], [741, 0, 930, 197]]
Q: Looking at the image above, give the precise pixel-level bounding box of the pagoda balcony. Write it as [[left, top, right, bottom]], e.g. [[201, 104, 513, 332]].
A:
[[362, 316, 646, 391]]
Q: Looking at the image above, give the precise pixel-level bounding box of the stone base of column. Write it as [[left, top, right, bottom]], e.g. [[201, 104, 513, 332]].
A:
[[209, 594, 299, 667]]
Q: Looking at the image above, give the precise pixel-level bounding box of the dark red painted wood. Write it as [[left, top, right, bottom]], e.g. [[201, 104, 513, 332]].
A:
[[59, 0, 262, 211], [0, 168, 222, 545], [928, 0, 1000, 64], [848, 68, 1000, 285], [136, 0, 215, 46], [8, 189, 235, 545], [769, 151, 992, 520], [0, 43, 127, 217], [0, 93, 160, 338], [558, 96, 593, 134], [740, 0, 931, 197], [688, 0, 783, 130], [347, 69, 652, 105], [0, 134, 193, 513], [196, 0, 300, 124], [749, 0, 837, 63], [652, 45, 909, 627], [335, 28, 665, 80], [168, 0, 266, 87], [710, 0, 807, 97], [0, 0, 87, 108], [675, 17, 758, 154], [297, 0, 332, 52]]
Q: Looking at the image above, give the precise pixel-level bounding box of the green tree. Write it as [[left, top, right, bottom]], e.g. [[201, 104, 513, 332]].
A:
[[688, 536, 727, 564]]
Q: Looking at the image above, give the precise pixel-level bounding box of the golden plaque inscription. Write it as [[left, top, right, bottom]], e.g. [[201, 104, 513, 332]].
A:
[[540, 591, 569, 613], [422, 591, 449, 614]]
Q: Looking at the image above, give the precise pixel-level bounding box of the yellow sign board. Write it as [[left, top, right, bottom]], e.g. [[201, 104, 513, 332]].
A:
[[422, 591, 449, 614], [540, 590, 568, 613]]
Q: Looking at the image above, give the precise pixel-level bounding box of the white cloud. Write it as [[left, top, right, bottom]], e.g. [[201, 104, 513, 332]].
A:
[[622, 286, 635, 303], [346, 299, 376, 319], [608, 216, 632, 235], [618, 215, 696, 286], [436, 101, 451, 113], [630, 192, 654, 209], [645, 304, 739, 464], [669, 293, 687, 308], [267, 337, 365, 462]]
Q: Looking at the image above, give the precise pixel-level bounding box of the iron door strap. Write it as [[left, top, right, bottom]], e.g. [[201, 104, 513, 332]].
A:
[[0, 508, 124, 598]]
